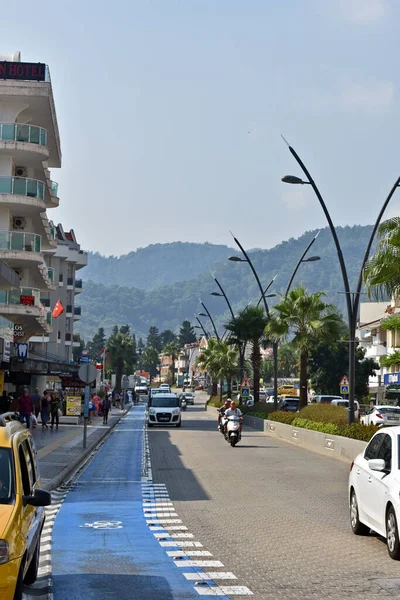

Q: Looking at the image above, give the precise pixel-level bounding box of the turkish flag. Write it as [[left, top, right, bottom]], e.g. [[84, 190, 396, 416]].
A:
[[52, 299, 64, 318]]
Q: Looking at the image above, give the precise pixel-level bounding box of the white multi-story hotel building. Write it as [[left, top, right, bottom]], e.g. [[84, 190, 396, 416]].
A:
[[0, 51, 60, 345]]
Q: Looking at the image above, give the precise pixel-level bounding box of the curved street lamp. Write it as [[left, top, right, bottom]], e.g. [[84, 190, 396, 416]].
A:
[[194, 315, 209, 339], [285, 231, 321, 297], [282, 139, 400, 423], [198, 301, 220, 341], [229, 237, 279, 409]]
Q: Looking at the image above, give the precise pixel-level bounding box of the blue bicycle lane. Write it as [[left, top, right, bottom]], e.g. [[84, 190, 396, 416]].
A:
[[51, 406, 218, 600]]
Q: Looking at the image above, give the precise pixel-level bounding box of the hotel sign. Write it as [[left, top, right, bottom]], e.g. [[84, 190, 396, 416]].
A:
[[20, 295, 34, 306], [0, 62, 46, 82]]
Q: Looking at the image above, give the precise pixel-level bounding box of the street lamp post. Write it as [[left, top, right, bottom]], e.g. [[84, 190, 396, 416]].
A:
[[282, 140, 400, 423], [285, 232, 321, 296], [194, 316, 209, 339], [198, 301, 220, 341], [229, 237, 279, 410]]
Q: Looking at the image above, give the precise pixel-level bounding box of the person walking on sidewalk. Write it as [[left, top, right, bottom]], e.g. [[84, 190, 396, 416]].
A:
[[50, 392, 59, 430], [18, 388, 34, 428], [32, 387, 41, 418], [40, 391, 49, 428], [102, 395, 111, 425]]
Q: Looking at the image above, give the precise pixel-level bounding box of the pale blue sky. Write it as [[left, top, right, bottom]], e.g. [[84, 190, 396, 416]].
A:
[[2, 0, 400, 255]]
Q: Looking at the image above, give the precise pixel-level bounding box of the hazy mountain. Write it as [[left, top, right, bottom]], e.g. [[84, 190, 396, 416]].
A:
[[83, 242, 235, 290], [76, 225, 374, 341]]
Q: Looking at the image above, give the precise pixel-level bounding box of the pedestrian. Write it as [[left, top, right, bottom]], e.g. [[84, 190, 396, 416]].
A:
[[0, 391, 10, 414], [92, 392, 100, 415], [50, 392, 59, 430], [102, 394, 111, 424], [18, 388, 34, 428], [114, 391, 121, 409], [40, 391, 49, 428], [32, 387, 41, 418]]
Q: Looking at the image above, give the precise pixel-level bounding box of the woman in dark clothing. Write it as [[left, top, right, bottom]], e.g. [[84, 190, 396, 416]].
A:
[[40, 392, 49, 428], [50, 392, 59, 430], [102, 395, 111, 425]]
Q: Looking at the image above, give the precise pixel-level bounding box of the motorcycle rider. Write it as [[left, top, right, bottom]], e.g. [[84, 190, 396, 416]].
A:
[[218, 399, 231, 431], [224, 400, 243, 435]]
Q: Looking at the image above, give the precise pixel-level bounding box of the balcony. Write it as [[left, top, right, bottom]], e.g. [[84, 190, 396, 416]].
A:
[[66, 304, 73, 316], [65, 332, 72, 345], [0, 231, 41, 253], [75, 279, 83, 293], [73, 334, 81, 347], [67, 277, 74, 289], [0, 287, 51, 336], [58, 273, 63, 286], [0, 176, 45, 200], [47, 267, 55, 283], [0, 287, 41, 306], [0, 123, 47, 146], [47, 180, 59, 208], [74, 306, 81, 320]]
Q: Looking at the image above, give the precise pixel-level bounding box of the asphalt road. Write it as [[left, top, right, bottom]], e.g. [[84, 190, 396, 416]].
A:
[[148, 393, 400, 599]]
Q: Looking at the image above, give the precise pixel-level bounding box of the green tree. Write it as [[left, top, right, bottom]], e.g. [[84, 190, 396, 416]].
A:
[[225, 306, 268, 402], [142, 346, 159, 381], [213, 341, 238, 398], [147, 326, 162, 352], [277, 344, 299, 378], [108, 327, 134, 391], [120, 324, 130, 335], [179, 320, 196, 346], [196, 338, 220, 396], [132, 333, 138, 366], [138, 337, 145, 351], [160, 329, 177, 347], [87, 327, 106, 360], [266, 286, 343, 409], [364, 217, 400, 299], [73, 337, 85, 362], [163, 341, 180, 385]]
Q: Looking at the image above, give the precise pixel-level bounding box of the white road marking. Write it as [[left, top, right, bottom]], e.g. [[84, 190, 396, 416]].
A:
[[183, 573, 237, 581], [167, 551, 213, 557], [174, 560, 225, 568]]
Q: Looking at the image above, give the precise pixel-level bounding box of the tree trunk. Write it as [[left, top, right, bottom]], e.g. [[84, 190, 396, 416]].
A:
[[227, 377, 232, 399], [299, 349, 308, 410], [212, 377, 217, 396], [252, 339, 261, 403], [115, 357, 124, 391]]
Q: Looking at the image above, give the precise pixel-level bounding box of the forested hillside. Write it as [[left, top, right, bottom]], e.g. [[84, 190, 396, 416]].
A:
[[76, 225, 374, 340]]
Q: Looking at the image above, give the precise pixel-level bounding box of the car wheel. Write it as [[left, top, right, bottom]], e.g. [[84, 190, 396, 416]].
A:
[[350, 490, 369, 536], [387, 506, 400, 559], [24, 539, 40, 585], [176, 420, 182, 428]]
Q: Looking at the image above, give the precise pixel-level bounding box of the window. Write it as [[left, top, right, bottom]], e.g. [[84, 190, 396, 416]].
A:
[[18, 445, 31, 496], [365, 434, 384, 460], [377, 434, 392, 471], [21, 441, 35, 491], [0, 449, 13, 504], [26, 437, 38, 482]]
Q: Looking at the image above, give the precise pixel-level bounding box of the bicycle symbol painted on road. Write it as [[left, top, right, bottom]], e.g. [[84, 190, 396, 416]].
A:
[[80, 520, 123, 530]]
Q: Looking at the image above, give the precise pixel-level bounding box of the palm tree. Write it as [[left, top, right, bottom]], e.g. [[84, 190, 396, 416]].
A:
[[266, 286, 342, 410], [108, 328, 134, 391], [225, 306, 268, 402], [213, 341, 238, 398], [364, 217, 400, 299], [163, 341, 180, 385], [196, 338, 220, 396]]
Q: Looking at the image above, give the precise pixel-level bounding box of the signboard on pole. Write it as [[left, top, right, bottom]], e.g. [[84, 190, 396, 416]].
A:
[[340, 376, 349, 386], [340, 384, 349, 395], [80, 350, 90, 365]]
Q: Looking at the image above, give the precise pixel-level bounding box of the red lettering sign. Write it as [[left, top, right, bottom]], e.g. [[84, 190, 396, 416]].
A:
[[20, 295, 34, 306], [0, 62, 46, 82]]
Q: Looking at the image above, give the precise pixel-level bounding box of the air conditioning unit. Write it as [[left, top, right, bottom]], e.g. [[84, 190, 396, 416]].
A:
[[12, 217, 26, 230], [14, 166, 27, 178]]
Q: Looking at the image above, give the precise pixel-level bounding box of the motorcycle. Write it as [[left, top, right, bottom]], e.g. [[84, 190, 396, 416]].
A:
[[217, 408, 227, 436], [226, 415, 241, 447], [181, 398, 187, 411]]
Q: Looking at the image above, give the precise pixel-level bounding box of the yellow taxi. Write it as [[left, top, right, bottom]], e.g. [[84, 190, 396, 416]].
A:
[[0, 412, 50, 600], [277, 384, 298, 397]]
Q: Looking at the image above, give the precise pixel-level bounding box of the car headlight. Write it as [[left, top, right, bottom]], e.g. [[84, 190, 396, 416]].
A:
[[149, 408, 156, 415], [0, 540, 9, 564], [172, 409, 180, 415]]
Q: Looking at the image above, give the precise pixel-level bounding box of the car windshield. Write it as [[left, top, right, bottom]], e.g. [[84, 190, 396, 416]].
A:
[[320, 396, 340, 404], [378, 407, 400, 414], [0, 449, 13, 504], [152, 397, 179, 408]]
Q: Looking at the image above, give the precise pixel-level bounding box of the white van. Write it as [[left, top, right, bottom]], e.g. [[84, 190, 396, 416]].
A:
[[330, 398, 360, 421], [148, 393, 181, 428]]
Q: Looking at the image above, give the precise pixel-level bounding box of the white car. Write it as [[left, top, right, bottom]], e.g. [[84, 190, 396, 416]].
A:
[[361, 405, 400, 427], [330, 398, 360, 421], [148, 393, 181, 428], [349, 427, 400, 559], [160, 383, 171, 392]]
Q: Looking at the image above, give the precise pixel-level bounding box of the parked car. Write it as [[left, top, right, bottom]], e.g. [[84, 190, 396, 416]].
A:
[[349, 427, 400, 558], [330, 398, 360, 421], [278, 384, 298, 397], [361, 405, 400, 427], [278, 397, 300, 412], [259, 390, 267, 401], [313, 395, 343, 404], [0, 413, 51, 598]]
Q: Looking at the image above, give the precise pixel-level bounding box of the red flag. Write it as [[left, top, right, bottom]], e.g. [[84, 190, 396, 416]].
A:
[[52, 299, 64, 318]]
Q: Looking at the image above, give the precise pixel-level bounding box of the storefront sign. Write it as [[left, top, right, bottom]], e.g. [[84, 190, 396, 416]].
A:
[[20, 295, 34, 306], [384, 372, 400, 385], [66, 395, 82, 416], [2, 340, 10, 363], [13, 324, 24, 342], [0, 61, 46, 81]]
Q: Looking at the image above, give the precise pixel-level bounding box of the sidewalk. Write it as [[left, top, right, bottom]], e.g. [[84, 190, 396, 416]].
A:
[[31, 406, 132, 490]]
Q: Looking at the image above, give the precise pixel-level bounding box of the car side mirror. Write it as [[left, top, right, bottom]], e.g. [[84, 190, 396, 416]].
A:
[[368, 458, 386, 472], [23, 488, 51, 507]]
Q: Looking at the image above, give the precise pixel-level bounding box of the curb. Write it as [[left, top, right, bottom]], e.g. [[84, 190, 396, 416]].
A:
[[42, 408, 129, 491]]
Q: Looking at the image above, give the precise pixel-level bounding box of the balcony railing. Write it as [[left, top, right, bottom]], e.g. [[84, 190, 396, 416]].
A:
[[49, 226, 56, 240], [74, 306, 81, 316], [47, 267, 54, 282], [0, 287, 41, 305], [50, 181, 58, 196], [0, 176, 45, 199], [0, 231, 41, 252], [0, 123, 47, 146], [75, 279, 82, 289]]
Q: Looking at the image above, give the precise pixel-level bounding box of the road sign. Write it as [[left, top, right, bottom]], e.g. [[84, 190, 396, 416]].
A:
[[79, 364, 97, 384], [340, 385, 349, 394], [80, 353, 90, 365], [340, 376, 349, 386], [241, 387, 250, 398]]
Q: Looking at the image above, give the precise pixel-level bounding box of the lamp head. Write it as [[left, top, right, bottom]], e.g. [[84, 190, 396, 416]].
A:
[[229, 256, 245, 262], [304, 256, 321, 262], [281, 175, 306, 185]]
